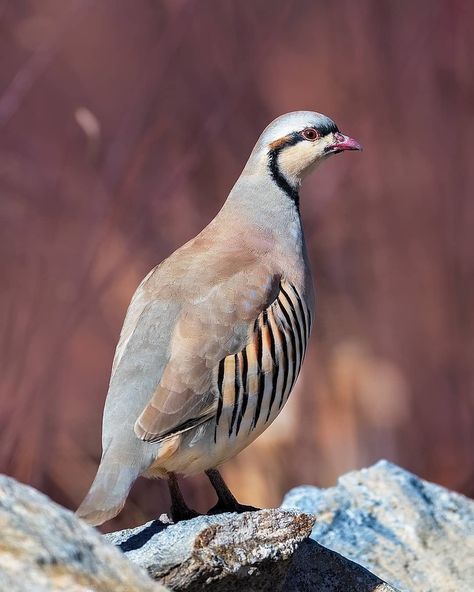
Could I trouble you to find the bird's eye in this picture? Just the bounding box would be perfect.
[301,128,319,141]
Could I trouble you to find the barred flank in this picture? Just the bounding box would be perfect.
[215,280,312,441]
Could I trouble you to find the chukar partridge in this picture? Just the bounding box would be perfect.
[77,111,361,525]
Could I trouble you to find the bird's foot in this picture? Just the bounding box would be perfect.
[169,505,200,523]
[207,501,260,515]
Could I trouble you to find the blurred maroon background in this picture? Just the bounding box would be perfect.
[1,0,473,531]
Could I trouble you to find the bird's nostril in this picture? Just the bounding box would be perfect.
[334,132,345,141]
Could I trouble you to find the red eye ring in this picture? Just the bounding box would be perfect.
[301,127,320,141]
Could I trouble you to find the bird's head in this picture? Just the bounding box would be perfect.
[247,111,361,197]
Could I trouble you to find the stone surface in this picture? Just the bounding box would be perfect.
[106,509,313,591]
[282,460,474,592]
[0,474,167,592]
[106,508,397,591]
[4,461,469,591]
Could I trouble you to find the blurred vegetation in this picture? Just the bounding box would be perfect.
[0,0,473,531]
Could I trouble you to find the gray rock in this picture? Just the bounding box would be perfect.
[0,475,167,592]
[106,509,314,591]
[6,461,465,592]
[282,460,474,592]
[106,508,397,591]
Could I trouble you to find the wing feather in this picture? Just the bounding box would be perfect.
[134,269,281,442]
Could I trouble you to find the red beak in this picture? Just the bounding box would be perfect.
[325,132,362,155]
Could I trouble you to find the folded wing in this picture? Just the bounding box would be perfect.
[133,267,281,443]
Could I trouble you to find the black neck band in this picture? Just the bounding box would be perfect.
[267,133,302,209]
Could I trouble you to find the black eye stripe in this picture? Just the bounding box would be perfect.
[277,132,305,148]
[277,123,340,148]
[315,120,339,136]
[302,122,339,138]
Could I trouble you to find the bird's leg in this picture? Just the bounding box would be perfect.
[167,472,199,522]
[205,468,259,514]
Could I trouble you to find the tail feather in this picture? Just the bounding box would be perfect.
[76,456,140,526]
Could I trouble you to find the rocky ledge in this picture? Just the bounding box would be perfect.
[106,508,394,591]
[0,461,473,591]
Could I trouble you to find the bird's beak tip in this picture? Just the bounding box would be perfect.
[333,134,362,152]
